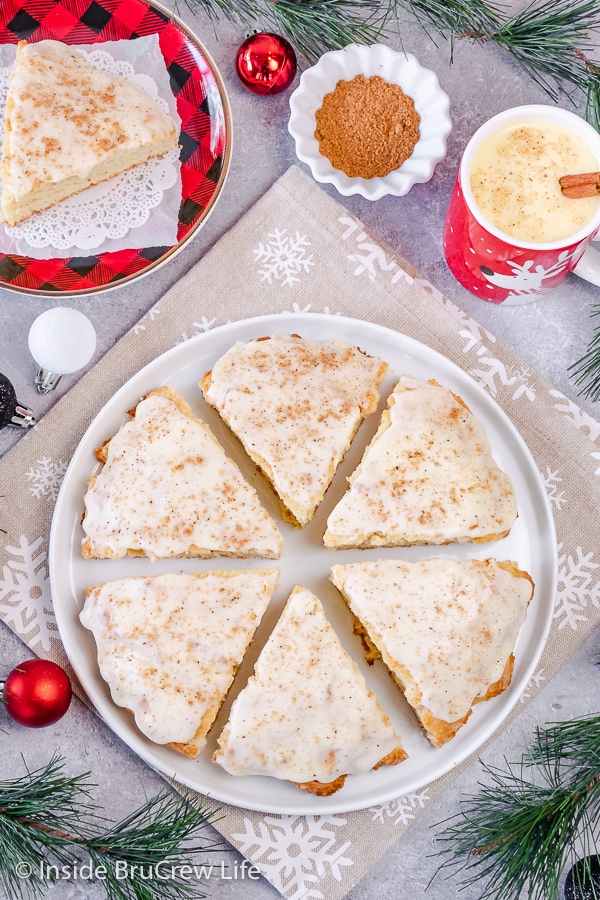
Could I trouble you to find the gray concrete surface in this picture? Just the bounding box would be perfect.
[1,2,600,898]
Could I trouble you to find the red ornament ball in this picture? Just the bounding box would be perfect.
[3,659,72,728]
[235,32,297,95]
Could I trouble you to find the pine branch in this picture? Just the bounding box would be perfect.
[266,0,394,65]
[85,790,221,900]
[0,756,97,900]
[182,0,600,129]
[0,755,220,900]
[492,0,600,112]
[569,304,600,402]
[435,716,600,900]
[395,0,600,126]
[393,0,503,54]
[181,0,396,62]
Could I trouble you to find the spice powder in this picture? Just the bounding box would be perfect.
[314,74,421,179]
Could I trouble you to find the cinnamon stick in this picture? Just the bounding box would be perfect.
[560,172,600,199]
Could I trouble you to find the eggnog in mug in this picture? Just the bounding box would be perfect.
[469,121,600,243]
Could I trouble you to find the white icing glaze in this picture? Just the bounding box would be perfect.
[80,570,279,746]
[202,334,387,525]
[324,375,517,546]
[3,40,177,199]
[330,558,532,722]
[214,586,402,783]
[82,393,283,560]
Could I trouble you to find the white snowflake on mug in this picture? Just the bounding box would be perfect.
[231,813,353,899]
[253,228,315,287]
[479,250,573,297]
[26,456,69,501]
[0,535,58,652]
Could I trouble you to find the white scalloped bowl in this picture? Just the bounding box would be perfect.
[288,44,452,200]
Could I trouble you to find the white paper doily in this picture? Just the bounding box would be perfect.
[0,37,182,257]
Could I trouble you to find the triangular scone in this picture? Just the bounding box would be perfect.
[1,40,178,226]
[330,559,534,746]
[82,387,283,560]
[324,376,517,548]
[213,585,407,795]
[80,569,279,757]
[200,334,387,526]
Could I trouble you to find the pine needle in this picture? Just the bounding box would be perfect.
[435,716,600,900]
[182,0,600,129]
[492,0,600,108]
[181,0,396,61]
[0,755,97,900]
[393,0,503,52]
[86,790,221,900]
[0,755,219,900]
[569,304,600,402]
[266,0,394,64]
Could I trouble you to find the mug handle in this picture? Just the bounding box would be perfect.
[573,245,600,287]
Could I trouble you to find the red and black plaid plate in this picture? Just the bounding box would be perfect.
[0,0,231,296]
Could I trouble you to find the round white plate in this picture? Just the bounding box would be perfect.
[50,313,557,814]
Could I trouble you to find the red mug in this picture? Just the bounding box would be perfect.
[443,105,600,305]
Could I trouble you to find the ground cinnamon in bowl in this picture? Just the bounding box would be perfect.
[314,74,421,179]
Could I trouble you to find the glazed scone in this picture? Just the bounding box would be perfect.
[324,376,517,548]
[213,585,407,795]
[330,558,534,746]
[81,387,283,560]
[200,334,387,526]
[80,569,279,757]
[1,40,178,225]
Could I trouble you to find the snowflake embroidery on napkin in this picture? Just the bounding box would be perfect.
[178,316,218,343]
[427,288,498,351]
[468,354,536,402]
[549,390,600,442]
[520,668,546,703]
[280,303,342,316]
[338,216,414,285]
[554,543,600,630]
[541,467,567,510]
[254,229,315,287]
[0,535,58,652]
[131,305,161,336]
[26,456,69,501]
[369,790,430,826]
[232,814,353,899]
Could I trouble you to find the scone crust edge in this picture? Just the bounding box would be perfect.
[81,386,282,560]
[331,559,534,747]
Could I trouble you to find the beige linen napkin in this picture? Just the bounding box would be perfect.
[1,166,599,900]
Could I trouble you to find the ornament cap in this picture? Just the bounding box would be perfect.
[35,366,62,394]
[11,402,36,427]
[0,372,35,429]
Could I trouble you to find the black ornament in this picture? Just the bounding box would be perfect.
[564,855,600,900]
[0,372,35,430]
